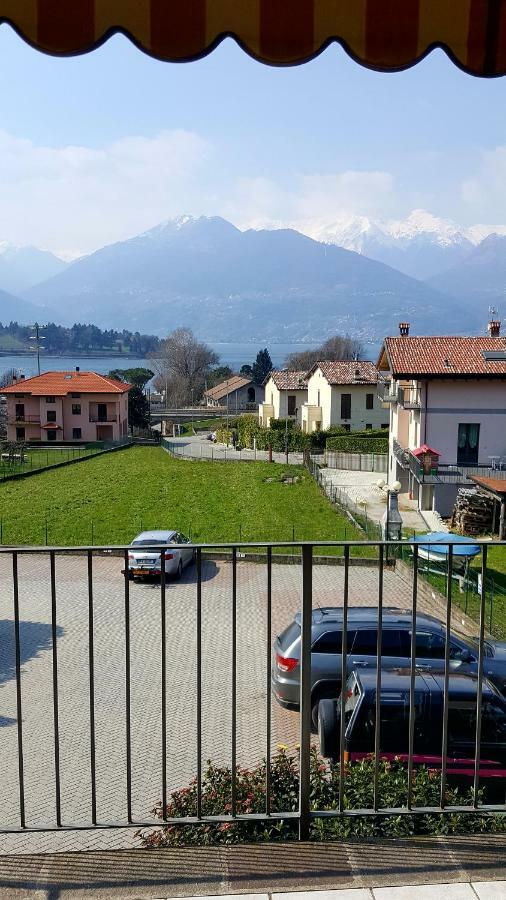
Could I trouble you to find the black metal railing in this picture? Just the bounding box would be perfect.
[0,539,505,839]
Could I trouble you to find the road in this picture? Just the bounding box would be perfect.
[161,433,306,464]
[0,553,475,853]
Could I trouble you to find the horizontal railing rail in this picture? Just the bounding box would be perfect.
[0,538,504,841]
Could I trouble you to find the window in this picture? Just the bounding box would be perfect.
[415,631,446,659]
[72,428,82,440]
[16,427,25,441]
[72,404,81,415]
[287,395,296,416]
[47,430,57,441]
[46,396,55,404]
[381,423,389,429]
[247,386,256,403]
[458,423,480,465]
[351,628,406,657]
[366,393,374,410]
[317,389,320,407]
[341,393,351,419]
[70,393,80,399]
[312,630,358,654]
[448,700,506,746]
[15,404,24,420]
[46,410,57,423]
[366,423,372,430]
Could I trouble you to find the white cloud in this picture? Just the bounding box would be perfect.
[0,128,210,257]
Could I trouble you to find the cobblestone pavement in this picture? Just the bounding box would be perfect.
[0,553,476,854]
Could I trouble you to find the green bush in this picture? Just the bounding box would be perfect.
[137,747,504,847]
[327,436,388,454]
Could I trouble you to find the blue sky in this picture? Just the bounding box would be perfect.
[0,23,505,256]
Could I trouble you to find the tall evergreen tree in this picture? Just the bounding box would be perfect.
[251,348,273,385]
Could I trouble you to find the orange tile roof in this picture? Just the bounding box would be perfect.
[380,337,506,377]
[204,375,252,401]
[1,371,131,395]
[265,370,308,390]
[308,360,379,385]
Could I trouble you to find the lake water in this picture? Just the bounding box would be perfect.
[0,340,380,380]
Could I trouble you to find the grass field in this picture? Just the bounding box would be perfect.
[0,445,103,481]
[0,445,369,550]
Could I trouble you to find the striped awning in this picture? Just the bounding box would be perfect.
[2,1,506,76]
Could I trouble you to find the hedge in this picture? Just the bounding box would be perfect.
[326,436,388,454]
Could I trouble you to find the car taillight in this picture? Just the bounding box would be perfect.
[276,652,298,673]
[128,553,135,560]
[164,552,174,560]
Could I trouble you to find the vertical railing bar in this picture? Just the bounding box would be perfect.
[13,551,26,829]
[373,544,384,811]
[440,543,453,809]
[123,549,132,823]
[473,544,487,807]
[161,547,167,820]
[266,545,272,817]
[231,547,237,817]
[50,550,62,827]
[407,546,418,810]
[196,548,202,820]
[87,549,97,826]
[299,544,312,840]
[339,545,350,813]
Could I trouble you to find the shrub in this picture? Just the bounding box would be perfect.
[326,436,388,454]
[137,747,505,847]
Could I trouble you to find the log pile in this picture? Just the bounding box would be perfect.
[450,488,494,535]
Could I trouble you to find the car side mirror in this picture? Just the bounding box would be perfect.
[459,649,475,664]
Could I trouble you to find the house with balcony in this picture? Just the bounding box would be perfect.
[1,369,131,443]
[301,360,386,433]
[259,370,308,426]
[203,375,264,411]
[377,321,506,515]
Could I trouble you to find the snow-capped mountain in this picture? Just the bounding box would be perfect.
[274,210,506,281]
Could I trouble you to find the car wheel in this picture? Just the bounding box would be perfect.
[311,685,339,732]
[318,699,339,760]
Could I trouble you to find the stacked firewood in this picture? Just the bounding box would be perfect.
[451,488,494,535]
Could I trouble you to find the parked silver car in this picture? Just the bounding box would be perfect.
[127,530,195,580]
[272,606,506,729]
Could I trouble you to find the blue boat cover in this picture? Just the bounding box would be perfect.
[410,532,481,557]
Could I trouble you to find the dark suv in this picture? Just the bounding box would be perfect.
[271,606,506,727]
[317,668,506,800]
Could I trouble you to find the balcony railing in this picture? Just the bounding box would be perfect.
[10,414,41,424]
[398,387,422,409]
[0,539,504,841]
[89,414,117,423]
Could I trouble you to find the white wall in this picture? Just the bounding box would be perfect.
[307,368,387,430]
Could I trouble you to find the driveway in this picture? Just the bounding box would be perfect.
[162,434,305,464]
[0,553,474,854]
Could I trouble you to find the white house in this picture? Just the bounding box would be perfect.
[259,371,308,426]
[301,361,385,433]
[377,321,506,515]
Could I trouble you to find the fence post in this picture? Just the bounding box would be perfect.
[299,544,312,840]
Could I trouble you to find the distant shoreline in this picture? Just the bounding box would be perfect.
[0,350,162,359]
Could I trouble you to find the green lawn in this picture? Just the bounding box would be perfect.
[0,445,370,551]
[0,445,102,481]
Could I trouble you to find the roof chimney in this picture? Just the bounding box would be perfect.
[75,366,80,373]
[20,374,25,380]
[399,322,410,337]
[12,374,17,382]
[488,320,501,337]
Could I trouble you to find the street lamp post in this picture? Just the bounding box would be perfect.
[377,478,403,559]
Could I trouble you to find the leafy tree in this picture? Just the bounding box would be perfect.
[108,367,154,389]
[251,348,273,385]
[128,385,150,429]
[284,335,363,371]
[240,364,253,378]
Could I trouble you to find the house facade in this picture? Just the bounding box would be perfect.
[259,371,308,426]
[301,361,385,432]
[1,369,131,443]
[377,321,506,514]
[204,375,264,411]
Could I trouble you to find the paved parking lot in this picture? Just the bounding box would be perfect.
[0,553,474,854]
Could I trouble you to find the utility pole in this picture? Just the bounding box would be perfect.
[29,322,45,375]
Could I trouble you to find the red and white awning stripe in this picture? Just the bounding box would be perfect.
[1,1,506,76]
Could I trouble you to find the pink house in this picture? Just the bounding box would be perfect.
[1,369,131,443]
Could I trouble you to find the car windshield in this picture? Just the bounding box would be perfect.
[132,539,170,547]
